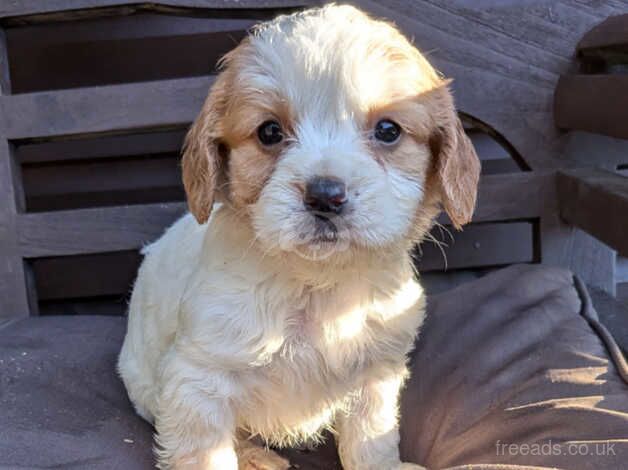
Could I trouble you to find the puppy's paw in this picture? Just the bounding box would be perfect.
[238,447,291,470]
[398,463,427,470]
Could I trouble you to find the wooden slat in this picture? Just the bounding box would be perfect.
[618,282,628,306]
[33,250,141,300]
[577,14,628,52]
[362,0,625,292]
[416,222,534,272]
[0,1,311,20]
[17,202,187,258]
[23,154,180,196]
[7,13,258,45]
[554,75,628,139]
[21,144,184,211]
[33,222,534,300]
[558,168,628,257]
[0,140,33,323]
[617,257,628,283]
[16,172,548,259]
[439,172,550,225]
[0,75,214,140]
[16,129,185,164]
[8,30,245,94]
[0,29,34,323]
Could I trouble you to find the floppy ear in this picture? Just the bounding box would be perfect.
[430,88,481,229]
[182,75,228,224]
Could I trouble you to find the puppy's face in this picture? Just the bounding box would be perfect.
[183,5,480,260]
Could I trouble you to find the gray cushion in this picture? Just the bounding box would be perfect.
[1,264,627,469]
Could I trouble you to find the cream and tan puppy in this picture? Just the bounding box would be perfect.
[118,5,480,470]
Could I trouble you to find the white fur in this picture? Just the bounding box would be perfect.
[119,5,433,470]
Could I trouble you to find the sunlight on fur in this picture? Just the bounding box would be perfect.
[373,278,425,322]
[118,4,479,470]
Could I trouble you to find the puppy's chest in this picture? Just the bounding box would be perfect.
[237,279,423,438]
[263,286,413,382]
[247,303,377,416]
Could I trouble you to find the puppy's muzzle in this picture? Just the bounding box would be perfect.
[304,176,347,216]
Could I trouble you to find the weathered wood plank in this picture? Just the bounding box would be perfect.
[23,154,181,197]
[17,202,187,258]
[0,75,214,140]
[16,172,547,259]
[416,222,534,272]
[0,28,10,94]
[439,172,550,225]
[558,168,628,257]
[32,250,141,300]
[8,30,245,94]
[16,129,185,164]
[21,149,184,211]
[555,75,628,140]
[618,282,628,306]
[356,0,622,173]
[8,13,258,44]
[366,0,622,291]
[0,30,34,323]
[32,221,533,301]
[617,256,628,283]
[564,131,628,172]
[577,13,628,52]
[26,188,184,213]
[0,139,33,322]
[0,1,312,20]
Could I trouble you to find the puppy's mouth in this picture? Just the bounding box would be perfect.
[277,212,351,261]
[311,214,339,243]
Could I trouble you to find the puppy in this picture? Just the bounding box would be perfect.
[118,4,480,470]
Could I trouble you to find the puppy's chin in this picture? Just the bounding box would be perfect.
[250,211,406,267]
[268,212,352,262]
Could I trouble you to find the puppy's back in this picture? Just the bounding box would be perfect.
[118,212,208,421]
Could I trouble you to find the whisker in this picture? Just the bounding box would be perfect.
[424,231,448,271]
[433,221,454,244]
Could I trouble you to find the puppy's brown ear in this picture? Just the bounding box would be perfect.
[430,87,481,230]
[182,75,228,224]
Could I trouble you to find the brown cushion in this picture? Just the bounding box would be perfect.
[400,264,628,469]
[1,264,627,469]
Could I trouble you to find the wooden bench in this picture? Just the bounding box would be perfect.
[0,1,626,353]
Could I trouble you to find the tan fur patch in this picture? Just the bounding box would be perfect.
[227,140,279,207]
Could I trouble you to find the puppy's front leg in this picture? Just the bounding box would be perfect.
[337,367,426,470]
[155,353,238,470]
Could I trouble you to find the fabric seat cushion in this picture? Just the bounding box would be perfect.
[1,264,626,469]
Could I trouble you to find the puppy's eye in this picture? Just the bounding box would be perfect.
[374,119,401,144]
[257,120,284,146]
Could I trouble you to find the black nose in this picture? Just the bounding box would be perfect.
[304,176,347,215]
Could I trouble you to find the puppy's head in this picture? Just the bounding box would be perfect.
[183,5,480,261]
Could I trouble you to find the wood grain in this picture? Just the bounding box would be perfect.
[15,172,547,259]
[577,13,628,52]
[0,1,313,20]
[32,250,141,300]
[0,139,33,321]
[8,29,245,94]
[0,31,33,322]
[0,75,214,140]
[1,0,627,315]
[355,0,628,292]
[17,202,187,258]
[16,129,185,164]
[417,222,534,272]
[555,75,628,140]
[439,172,550,225]
[558,168,628,257]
